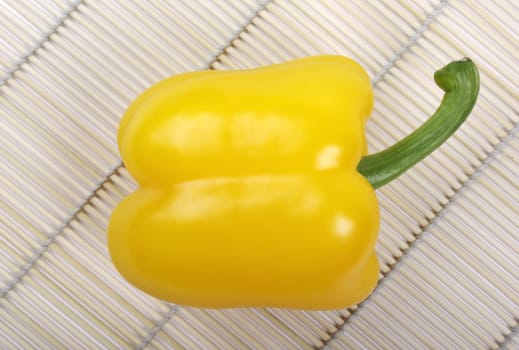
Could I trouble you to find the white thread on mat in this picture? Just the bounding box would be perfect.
[0,0,83,86]
[371,0,448,85]
[135,305,180,350]
[208,0,272,68]
[0,167,120,298]
[498,323,518,350]
[321,124,518,349]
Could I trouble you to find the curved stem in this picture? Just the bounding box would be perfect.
[358,58,480,189]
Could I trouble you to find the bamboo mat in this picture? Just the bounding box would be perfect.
[1,1,518,349]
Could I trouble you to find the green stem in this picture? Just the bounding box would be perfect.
[358,58,480,189]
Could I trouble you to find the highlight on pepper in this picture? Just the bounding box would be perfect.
[108,55,479,310]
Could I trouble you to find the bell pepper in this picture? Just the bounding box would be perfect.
[108,56,479,309]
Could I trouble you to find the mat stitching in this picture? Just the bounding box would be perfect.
[135,306,181,350]
[371,0,448,86]
[0,166,121,299]
[0,0,84,88]
[498,321,518,350]
[207,0,272,69]
[320,124,518,349]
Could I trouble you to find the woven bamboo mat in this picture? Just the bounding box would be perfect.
[1,1,518,349]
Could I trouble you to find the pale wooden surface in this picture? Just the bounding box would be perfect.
[1,1,518,349]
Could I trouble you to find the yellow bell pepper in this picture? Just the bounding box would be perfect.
[108,56,479,309]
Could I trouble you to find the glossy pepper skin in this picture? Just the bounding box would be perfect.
[109,56,380,309]
[109,55,480,310]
